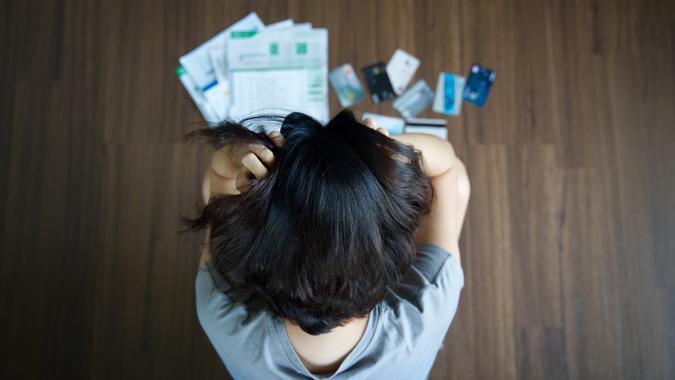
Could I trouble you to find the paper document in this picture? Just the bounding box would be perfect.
[177,13,328,124]
[226,28,329,122]
[179,12,264,91]
[266,19,294,30]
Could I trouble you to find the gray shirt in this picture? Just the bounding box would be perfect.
[195,243,464,380]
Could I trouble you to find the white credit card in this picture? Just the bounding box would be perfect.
[386,49,420,95]
[362,113,405,135]
[404,125,448,140]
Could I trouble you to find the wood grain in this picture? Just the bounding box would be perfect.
[1,0,673,378]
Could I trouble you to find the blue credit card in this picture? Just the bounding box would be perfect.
[462,64,496,107]
[433,72,465,116]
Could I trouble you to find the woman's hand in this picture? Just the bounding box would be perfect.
[362,117,391,136]
[365,116,456,178]
[202,130,285,203]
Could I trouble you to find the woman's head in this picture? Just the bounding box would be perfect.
[187,109,432,335]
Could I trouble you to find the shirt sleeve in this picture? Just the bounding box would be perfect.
[194,262,245,357]
[412,243,461,284]
[195,261,269,330]
[195,263,279,376]
[385,243,465,334]
[415,243,464,323]
[394,243,464,296]
[196,261,232,294]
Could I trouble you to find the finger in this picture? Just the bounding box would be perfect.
[248,144,275,166]
[268,130,285,148]
[241,152,269,179]
[235,170,250,193]
[363,118,377,129]
[376,127,390,136]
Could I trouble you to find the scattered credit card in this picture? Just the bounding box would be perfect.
[393,79,434,118]
[362,62,396,104]
[406,117,447,127]
[405,117,447,139]
[386,49,420,95]
[362,113,405,135]
[433,72,465,116]
[463,63,496,107]
[405,125,448,140]
[405,119,448,140]
[329,64,365,107]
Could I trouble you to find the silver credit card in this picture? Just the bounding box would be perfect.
[393,80,434,118]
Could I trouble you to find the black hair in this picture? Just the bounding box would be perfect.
[185,109,432,335]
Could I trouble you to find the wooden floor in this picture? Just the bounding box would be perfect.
[1,0,674,379]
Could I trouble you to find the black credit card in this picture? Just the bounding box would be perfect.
[361,62,396,104]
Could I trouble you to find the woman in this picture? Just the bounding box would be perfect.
[188,110,470,379]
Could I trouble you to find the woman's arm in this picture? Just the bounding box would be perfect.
[391,133,457,177]
[391,133,471,263]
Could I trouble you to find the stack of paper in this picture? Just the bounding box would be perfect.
[177,13,329,124]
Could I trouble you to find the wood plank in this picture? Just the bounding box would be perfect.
[1,0,673,378]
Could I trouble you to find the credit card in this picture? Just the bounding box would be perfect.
[361,112,405,135]
[462,63,496,107]
[393,79,434,118]
[406,117,447,127]
[386,49,420,95]
[329,64,365,107]
[404,125,448,140]
[361,62,396,104]
[433,72,465,116]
